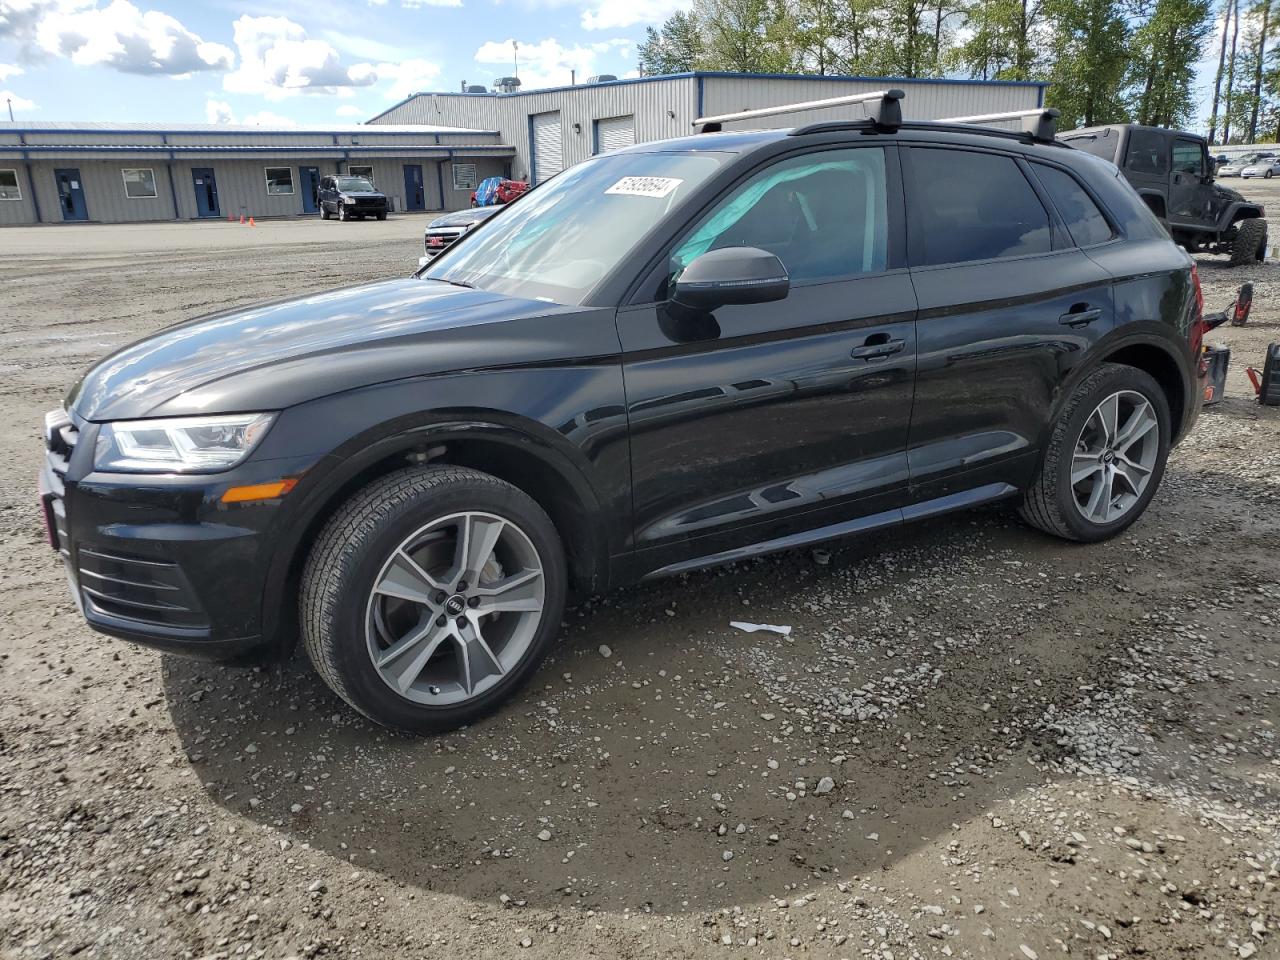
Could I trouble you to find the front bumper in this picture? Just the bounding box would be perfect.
[39,410,307,660]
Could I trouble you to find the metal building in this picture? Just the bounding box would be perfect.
[369,71,1049,185]
[0,122,514,225]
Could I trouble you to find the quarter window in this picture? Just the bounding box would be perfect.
[1033,164,1114,247]
[0,169,20,200]
[1172,139,1204,176]
[908,148,1051,266]
[671,147,889,285]
[1125,130,1170,175]
[121,168,157,199]
[265,167,295,195]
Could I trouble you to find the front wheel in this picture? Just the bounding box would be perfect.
[1229,217,1267,265]
[376,212,387,221]
[338,204,349,221]
[1267,170,1274,179]
[1019,364,1170,542]
[300,466,567,733]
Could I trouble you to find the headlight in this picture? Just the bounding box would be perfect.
[94,413,275,473]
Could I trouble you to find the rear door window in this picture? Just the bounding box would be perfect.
[906,148,1052,266]
[1032,164,1114,247]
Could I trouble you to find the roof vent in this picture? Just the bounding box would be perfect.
[493,76,522,93]
[466,84,488,94]
[586,74,618,84]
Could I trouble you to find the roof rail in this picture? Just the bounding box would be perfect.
[694,89,904,134]
[934,107,1060,143]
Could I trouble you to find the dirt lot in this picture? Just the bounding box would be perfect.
[0,211,1277,960]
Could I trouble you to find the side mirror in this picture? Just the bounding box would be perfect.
[673,247,789,309]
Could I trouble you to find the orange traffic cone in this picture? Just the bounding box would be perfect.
[248,217,256,227]
[239,213,245,225]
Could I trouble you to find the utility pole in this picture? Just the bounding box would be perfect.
[5,98,12,123]
[513,40,519,77]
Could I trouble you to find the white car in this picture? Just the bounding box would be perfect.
[1241,157,1280,178]
[1219,153,1275,177]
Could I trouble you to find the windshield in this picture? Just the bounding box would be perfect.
[336,176,376,192]
[422,151,727,305]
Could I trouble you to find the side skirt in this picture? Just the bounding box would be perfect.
[641,482,1017,580]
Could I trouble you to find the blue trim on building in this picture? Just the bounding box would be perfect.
[1,144,514,155]
[0,126,501,138]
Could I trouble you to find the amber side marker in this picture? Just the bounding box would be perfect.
[221,478,298,503]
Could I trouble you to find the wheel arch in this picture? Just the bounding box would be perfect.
[259,415,611,657]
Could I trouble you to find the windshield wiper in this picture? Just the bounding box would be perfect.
[428,276,474,289]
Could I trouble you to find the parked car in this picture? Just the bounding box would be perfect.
[1241,157,1280,178]
[318,174,388,221]
[471,177,528,207]
[1216,152,1275,177]
[419,205,503,266]
[1059,124,1266,265]
[42,112,1207,734]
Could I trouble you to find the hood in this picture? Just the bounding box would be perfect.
[428,207,502,229]
[68,278,577,421]
[340,190,386,199]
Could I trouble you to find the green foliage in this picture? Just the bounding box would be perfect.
[1127,0,1214,126]
[638,9,708,75]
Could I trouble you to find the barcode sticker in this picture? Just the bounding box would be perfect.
[605,176,683,198]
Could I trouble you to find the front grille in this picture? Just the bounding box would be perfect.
[43,410,77,560]
[77,546,209,630]
[424,228,464,255]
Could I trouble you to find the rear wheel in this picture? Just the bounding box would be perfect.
[1019,364,1170,542]
[1230,217,1267,265]
[320,203,331,220]
[300,466,567,733]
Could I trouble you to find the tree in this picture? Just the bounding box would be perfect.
[1209,0,1234,141]
[1042,0,1130,127]
[694,0,797,72]
[954,0,1043,80]
[1248,0,1272,139]
[638,10,708,75]
[1127,0,1214,127]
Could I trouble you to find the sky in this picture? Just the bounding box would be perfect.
[0,0,679,126]
[0,0,1229,132]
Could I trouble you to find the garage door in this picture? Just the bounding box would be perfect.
[596,115,635,154]
[531,111,563,184]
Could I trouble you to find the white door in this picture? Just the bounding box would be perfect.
[531,111,563,184]
[595,115,635,154]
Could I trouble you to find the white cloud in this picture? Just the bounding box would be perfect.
[205,97,233,124]
[335,103,365,117]
[474,37,628,91]
[374,57,442,100]
[223,15,377,100]
[0,88,38,112]
[0,63,22,80]
[580,0,682,30]
[34,0,234,75]
[403,0,463,6]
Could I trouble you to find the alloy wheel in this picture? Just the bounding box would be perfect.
[1070,390,1160,525]
[365,511,545,706]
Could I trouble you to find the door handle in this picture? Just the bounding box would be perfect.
[1059,305,1103,328]
[851,337,906,360]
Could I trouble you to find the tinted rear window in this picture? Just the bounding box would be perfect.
[908,148,1051,266]
[1124,130,1169,175]
[1034,164,1114,247]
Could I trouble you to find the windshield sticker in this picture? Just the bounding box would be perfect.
[605,176,683,198]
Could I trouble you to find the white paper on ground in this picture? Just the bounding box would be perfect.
[729,621,792,637]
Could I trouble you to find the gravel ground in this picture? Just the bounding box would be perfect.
[0,213,1277,960]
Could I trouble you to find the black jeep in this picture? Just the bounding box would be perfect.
[1060,124,1267,266]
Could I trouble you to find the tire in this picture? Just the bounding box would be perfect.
[320,203,331,220]
[1019,363,1170,543]
[338,205,349,222]
[1230,218,1267,266]
[376,212,387,221]
[1267,169,1274,179]
[300,465,567,733]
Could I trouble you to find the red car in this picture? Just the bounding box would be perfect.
[470,177,528,207]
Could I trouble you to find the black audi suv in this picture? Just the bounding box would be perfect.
[41,105,1206,733]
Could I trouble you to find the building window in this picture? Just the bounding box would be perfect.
[348,165,374,182]
[452,163,477,191]
[0,169,20,201]
[122,168,158,199]
[265,167,295,195]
